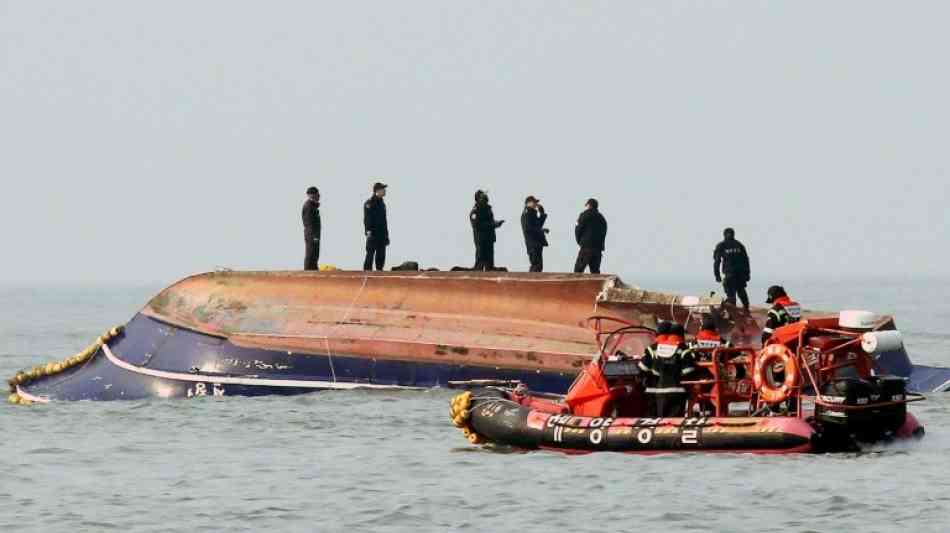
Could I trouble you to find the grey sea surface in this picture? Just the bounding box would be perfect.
[1,278,949,533]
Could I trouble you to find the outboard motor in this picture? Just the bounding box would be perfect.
[816,376,908,444]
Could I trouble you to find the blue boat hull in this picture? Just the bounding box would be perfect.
[19,314,577,401]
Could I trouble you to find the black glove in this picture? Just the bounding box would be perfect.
[716,275,722,283]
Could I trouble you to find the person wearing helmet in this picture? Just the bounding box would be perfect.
[761,285,802,344]
[713,228,751,311]
[363,182,390,271]
[521,196,549,272]
[470,190,505,271]
[302,186,321,271]
[638,323,697,418]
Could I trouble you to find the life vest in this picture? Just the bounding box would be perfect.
[694,329,724,349]
[639,337,695,394]
[770,295,802,326]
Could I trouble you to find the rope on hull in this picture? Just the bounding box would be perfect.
[7,326,124,405]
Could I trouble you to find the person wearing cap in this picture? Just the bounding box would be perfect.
[470,190,505,271]
[363,182,390,271]
[761,285,802,344]
[638,322,697,418]
[713,227,751,311]
[520,196,549,272]
[302,186,321,271]
[574,198,608,274]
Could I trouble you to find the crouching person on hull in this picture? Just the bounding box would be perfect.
[638,323,697,418]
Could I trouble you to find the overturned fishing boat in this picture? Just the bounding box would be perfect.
[7,271,946,404]
[449,313,926,454]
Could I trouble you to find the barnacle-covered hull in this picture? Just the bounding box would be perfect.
[7,271,940,403]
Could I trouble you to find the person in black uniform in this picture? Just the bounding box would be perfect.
[713,227,751,310]
[302,186,322,271]
[363,182,389,271]
[520,196,549,272]
[574,198,608,274]
[470,190,505,271]
[638,323,697,418]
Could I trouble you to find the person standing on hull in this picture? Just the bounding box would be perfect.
[470,190,504,271]
[713,227,751,311]
[574,198,607,274]
[363,182,390,271]
[638,323,697,418]
[520,196,549,272]
[302,186,321,271]
[761,285,802,344]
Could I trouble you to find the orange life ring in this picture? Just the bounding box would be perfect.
[754,344,799,404]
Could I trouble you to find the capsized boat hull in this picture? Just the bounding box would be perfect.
[15,313,578,402]
[8,271,942,402]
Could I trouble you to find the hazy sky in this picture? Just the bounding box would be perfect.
[2,1,947,287]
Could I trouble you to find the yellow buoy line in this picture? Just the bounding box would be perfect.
[449,391,486,445]
[7,326,124,406]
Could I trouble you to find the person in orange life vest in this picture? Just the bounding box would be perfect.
[761,285,802,414]
[638,323,697,418]
[634,320,673,414]
[690,314,731,372]
[693,315,730,350]
[761,285,802,344]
